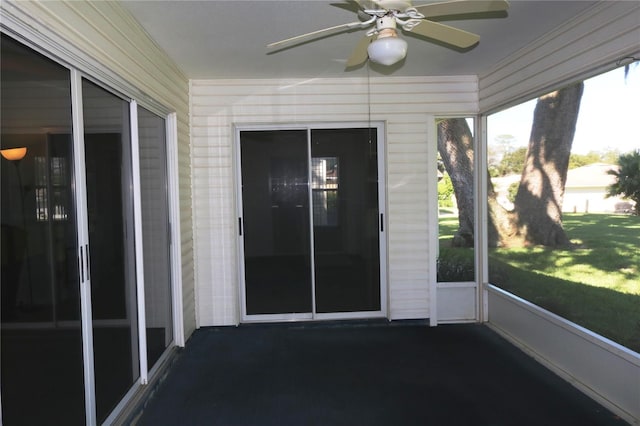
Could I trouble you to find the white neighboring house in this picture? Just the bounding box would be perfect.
[491,163,635,214]
[491,173,521,211]
[563,163,634,213]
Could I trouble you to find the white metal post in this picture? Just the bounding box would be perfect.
[130,100,149,384]
[70,69,97,426]
[427,116,438,326]
[166,112,185,345]
[476,115,490,323]
[307,128,318,318]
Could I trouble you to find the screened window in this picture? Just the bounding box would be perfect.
[436,117,475,283]
[486,65,640,353]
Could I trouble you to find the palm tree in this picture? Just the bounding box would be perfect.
[607,150,640,216]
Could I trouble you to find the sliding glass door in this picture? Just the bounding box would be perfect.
[82,79,140,423]
[238,125,385,321]
[311,129,381,314]
[1,34,86,425]
[137,106,174,370]
[1,33,176,425]
[240,130,313,315]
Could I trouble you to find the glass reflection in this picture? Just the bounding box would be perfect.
[312,128,381,313]
[82,79,139,422]
[241,130,312,315]
[138,106,174,368]
[1,34,85,425]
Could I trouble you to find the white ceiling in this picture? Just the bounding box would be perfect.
[120,0,598,79]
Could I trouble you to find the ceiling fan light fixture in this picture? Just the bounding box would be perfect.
[367,29,407,66]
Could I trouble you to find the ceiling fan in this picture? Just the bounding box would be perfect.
[267,0,510,67]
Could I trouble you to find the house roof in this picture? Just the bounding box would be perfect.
[120,0,599,80]
[491,163,620,192]
[565,163,619,189]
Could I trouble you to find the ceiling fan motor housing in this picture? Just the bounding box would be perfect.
[375,15,398,33]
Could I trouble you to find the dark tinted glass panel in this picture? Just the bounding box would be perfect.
[82,79,139,422]
[1,34,85,425]
[241,130,312,315]
[312,129,381,313]
[138,106,173,368]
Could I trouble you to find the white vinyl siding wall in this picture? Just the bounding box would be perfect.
[191,76,477,326]
[479,1,640,113]
[0,0,195,339]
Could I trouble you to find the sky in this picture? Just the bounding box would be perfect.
[487,64,640,155]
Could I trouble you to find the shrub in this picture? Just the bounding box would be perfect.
[437,248,474,282]
[438,174,454,208]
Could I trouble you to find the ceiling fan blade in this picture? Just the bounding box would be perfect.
[267,21,367,50]
[345,34,374,68]
[330,1,362,13]
[352,0,382,9]
[405,20,479,48]
[414,0,509,18]
[343,0,386,16]
[350,0,367,8]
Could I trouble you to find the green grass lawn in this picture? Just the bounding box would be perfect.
[439,212,640,353]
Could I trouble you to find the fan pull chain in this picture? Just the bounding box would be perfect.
[367,61,372,146]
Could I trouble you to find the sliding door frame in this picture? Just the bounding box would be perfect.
[234,122,388,323]
[71,67,98,426]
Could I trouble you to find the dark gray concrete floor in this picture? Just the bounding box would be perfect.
[137,321,628,426]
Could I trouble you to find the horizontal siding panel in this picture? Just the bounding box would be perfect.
[389,247,430,259]
[384,162,429,174]
[386,133,430,144]
[387,197,430,207]
[389,239,430,250]
[386,125,430,136]
[390,298,430,310]
[191,122,234,133]
[387,191,431,201]
[191,76,475,95]
[388,153,429,165]
[390,310,429,320]
[392,288,430,298]
[389,275,430,285]
[192,105,366,118]
[388,253,430,265]
[387,185,429,198]
[191,92,474,108]
[389,205,430,216]
[190,145,233,157]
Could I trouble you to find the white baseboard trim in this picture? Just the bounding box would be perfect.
[436,282,477,323]
[487,285,640,425]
